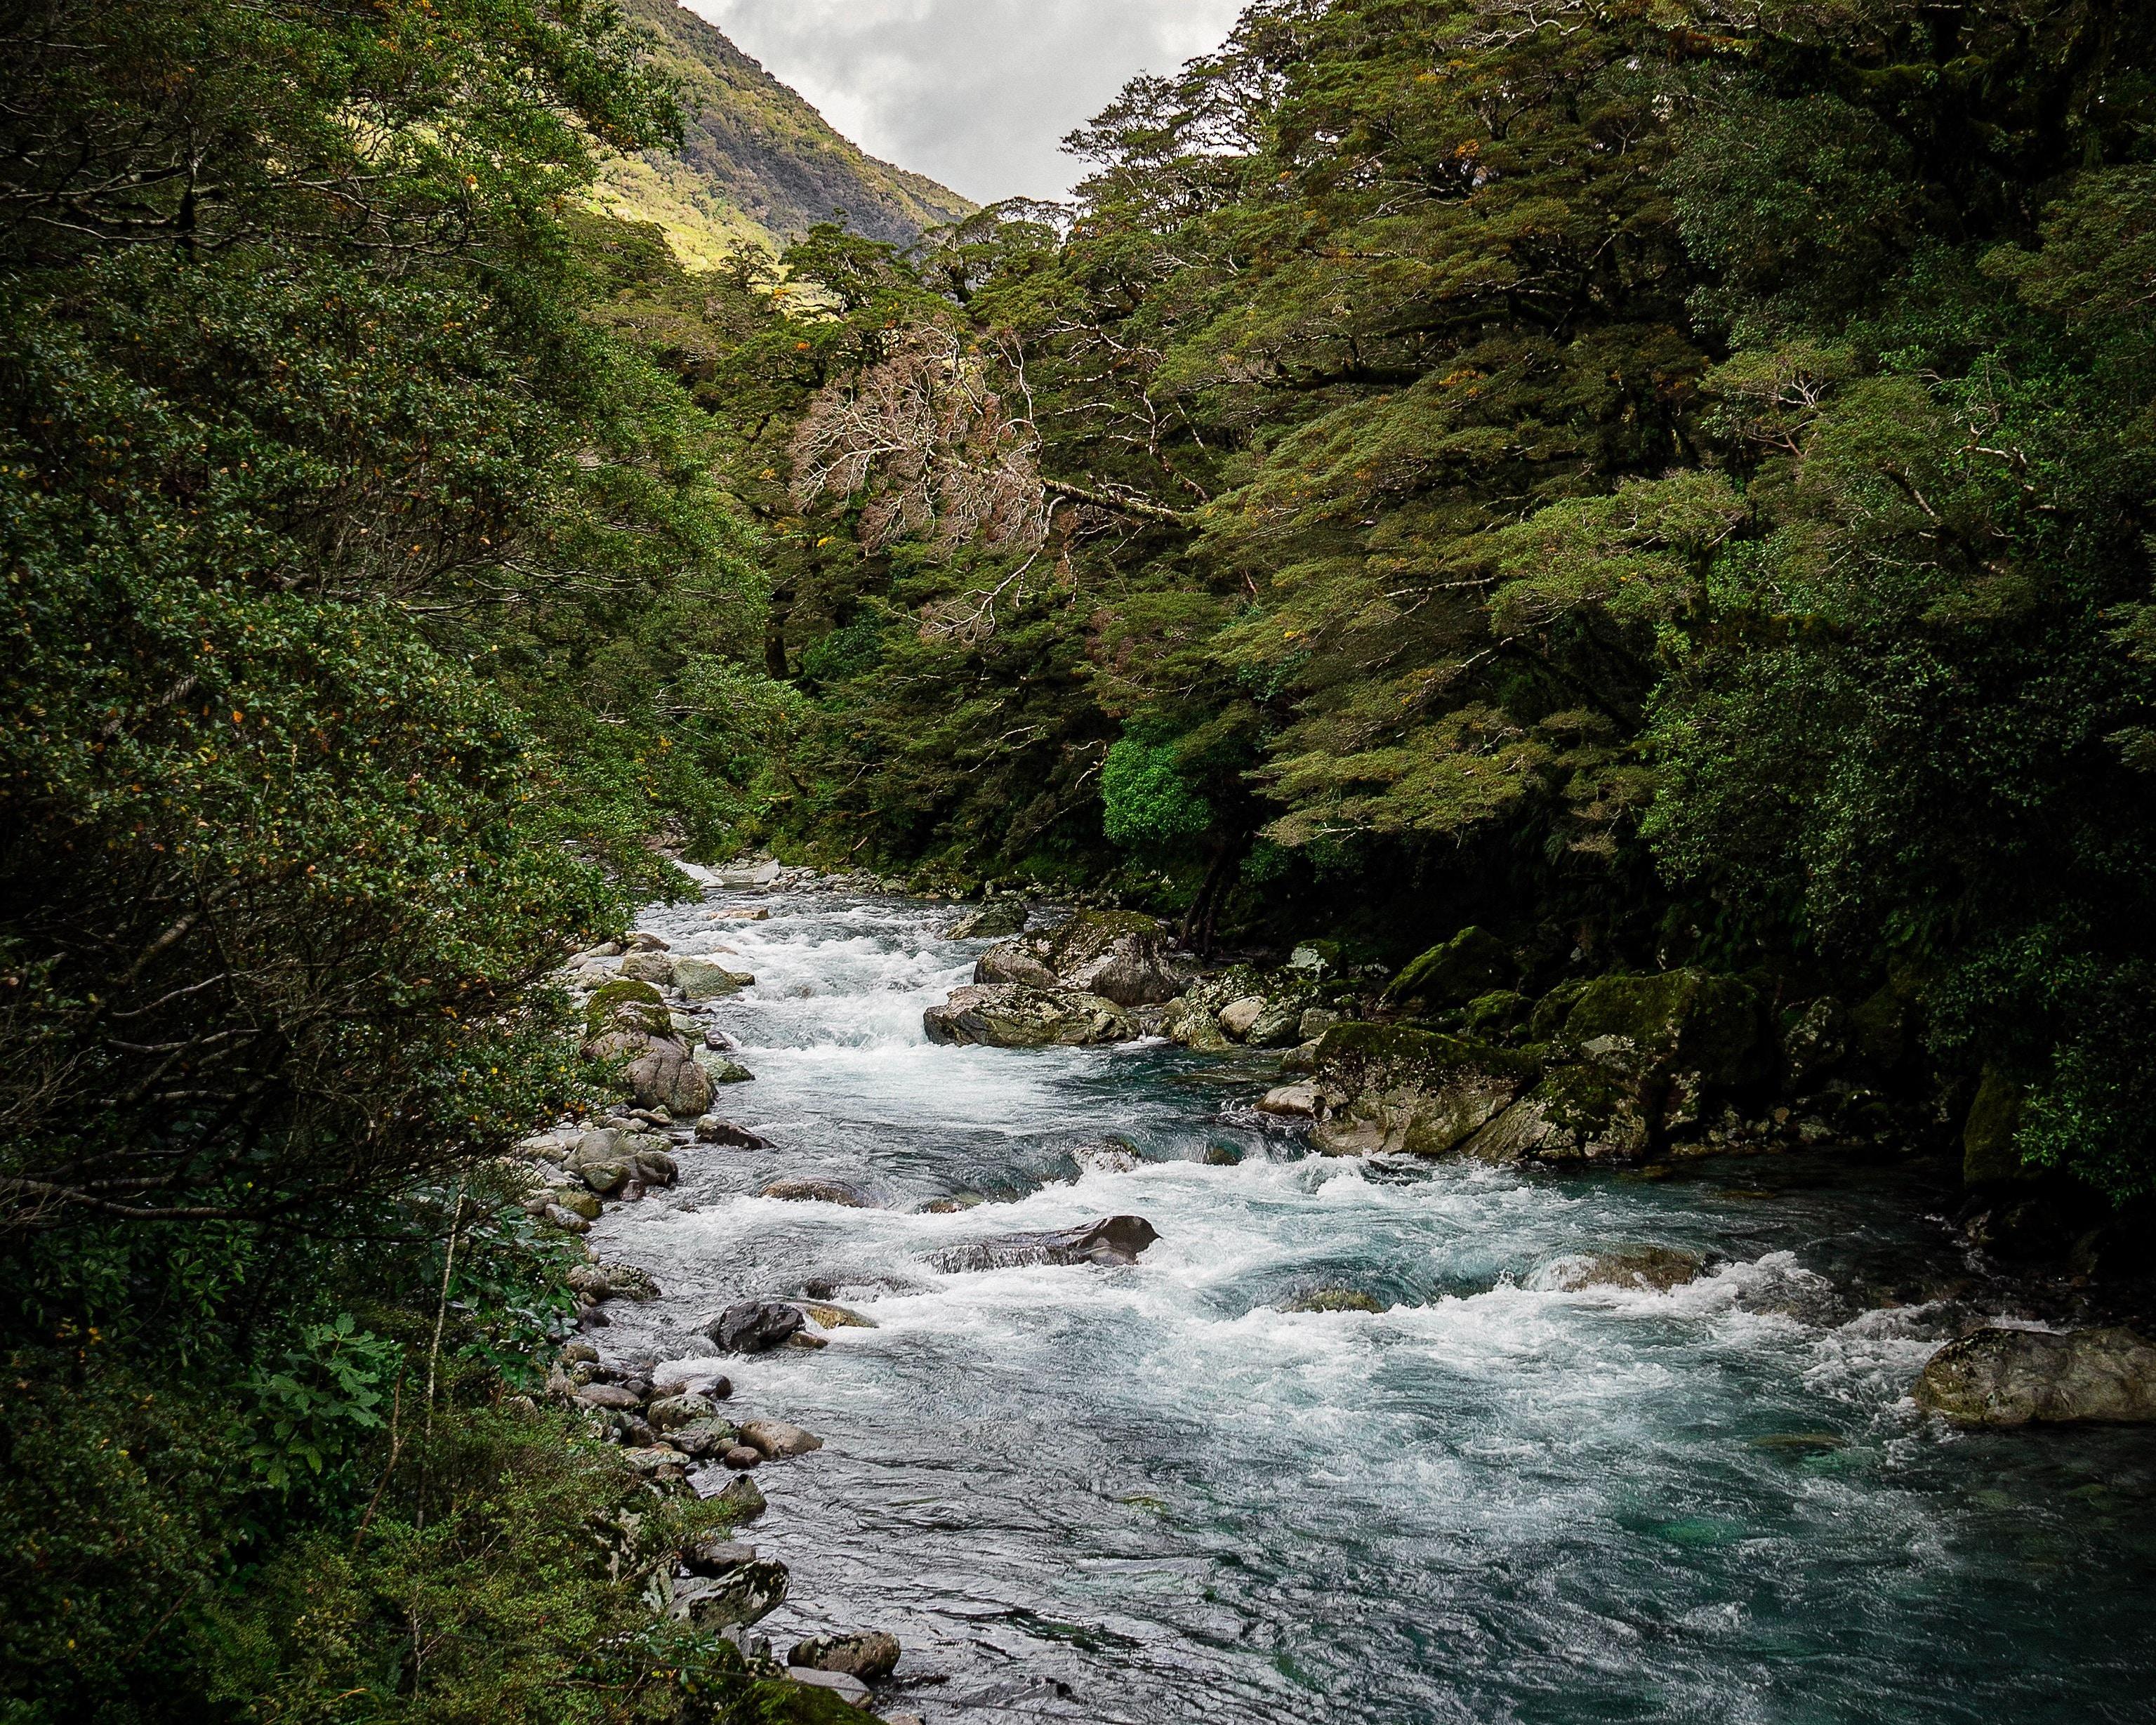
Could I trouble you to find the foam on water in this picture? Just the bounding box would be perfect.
[590,890,2156,1724]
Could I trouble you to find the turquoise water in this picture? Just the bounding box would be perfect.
[589,891,2156,1724]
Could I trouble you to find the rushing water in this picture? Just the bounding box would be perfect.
[589,889,2156,1725]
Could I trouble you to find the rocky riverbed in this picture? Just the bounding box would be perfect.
[498,869,2156,1723]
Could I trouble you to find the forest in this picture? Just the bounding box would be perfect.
[4,0,2154,1717]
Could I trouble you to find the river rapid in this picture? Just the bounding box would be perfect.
[588,886,2156,1725]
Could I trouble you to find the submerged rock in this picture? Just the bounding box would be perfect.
[798,1302,878,1330]
[790,1630,901,1683]
[1914,1326,2156,1426]
[760,1178,874,1208]
[928,1215,1159,1272]
[1277,1288,1390,1314]
[922,984,1137,1048]
[1535,1245,1706,1293]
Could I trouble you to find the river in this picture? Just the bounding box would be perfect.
[588,886,2156,1724]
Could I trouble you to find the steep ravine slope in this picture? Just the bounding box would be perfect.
[595,0,976,265]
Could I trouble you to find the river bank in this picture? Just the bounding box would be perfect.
[520,874,2156,1724]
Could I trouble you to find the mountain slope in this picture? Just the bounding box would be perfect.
[595,0,975,267]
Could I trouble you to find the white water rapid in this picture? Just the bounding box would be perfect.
[587,888,2156,1725]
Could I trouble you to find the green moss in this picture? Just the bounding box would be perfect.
[1964,1065,2034,1186]
[1387,927,1519,1010]
[1561,971,1766,1088]
[586,977,670,1038]
[1312,1022,1540,1086]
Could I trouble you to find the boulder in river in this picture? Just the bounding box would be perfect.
[1217,996,1267,1040]
[928,1215,1159,1273]
[1914,1326,2156,1426]
[922,984,1137,1048]
[791,1630,901,1682]
[1461,1064,1656,1164]
[619,950,677,986]
[697,1116,772,1148]
[970,911,1187,1006]
[649,1392,727,1432]
[675,957,755,1000]
[760,1178,875,1208]
[951,901,1030,939]
[694,1049,755,1085]
[739,1418,824,1458]
[704,1300,805,1354]
[798,1302,877,1330]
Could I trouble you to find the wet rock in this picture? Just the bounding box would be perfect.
[951,901,1029,939]
[784,1668,872,1709]
[1914,1326,2156,1426]
[760,1179,874,1208]
[928,1215,1159,1272]
[722,1446,763,1469]
[790,1631,901,1683]
[739,1419,824,1458]
[1277,1288,1390,1314]
[704,1300,805,1354]
[682,1537,758,1577]
[685,1558,790,1628]
[783,1331,828,1351]
[631,1151,677,1189]
[1073,1137,1144,1175]
[920,1194,984,1214]
[576,1383,645,1412]
[922,984,1137,1048]
[697,1117,773,1148]
[1309,1026,1538,1158]
[1259,1083,1321,1118]
[1387,927,1519,1012]
[1535,1245,1706,1292]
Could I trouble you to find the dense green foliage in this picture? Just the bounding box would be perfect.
[1,0,786,1716]
[619,0,2156,1199]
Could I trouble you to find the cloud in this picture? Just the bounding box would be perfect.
[688,0,1248,204]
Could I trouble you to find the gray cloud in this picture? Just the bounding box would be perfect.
[689,0,1248,204]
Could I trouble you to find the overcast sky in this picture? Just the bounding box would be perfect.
[690,0,1249,204]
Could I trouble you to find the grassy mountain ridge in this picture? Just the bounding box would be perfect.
[595,0,976,265]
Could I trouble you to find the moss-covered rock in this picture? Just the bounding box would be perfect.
[584,978,670,1038]
[1386,927,1519,1010]
[1464,1063,1655,1163]
[1526,979,1592,1042]
[1559,970,1767,1089]
[1463,990,1528,1036]
[1309,1024,1541,1158]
